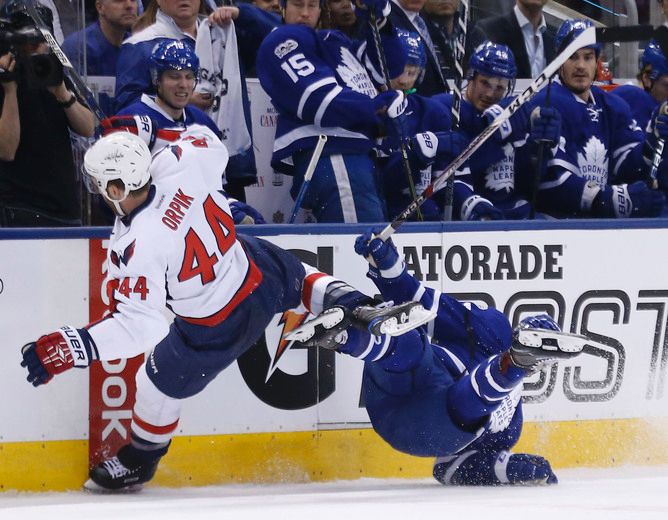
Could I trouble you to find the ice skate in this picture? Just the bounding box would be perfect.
[283,301,435,349]
[83,445,162,493]
[509,327,589,371]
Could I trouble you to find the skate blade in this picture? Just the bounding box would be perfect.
[376,305,437,336]
[83,478,144,494]
[282,307,345,342]
[516,328,589,354]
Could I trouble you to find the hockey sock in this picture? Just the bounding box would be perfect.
[337,328,427,372]
[447,354,525,430]
[301,272,373,315]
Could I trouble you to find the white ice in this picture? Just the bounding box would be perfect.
[0,466,666,520]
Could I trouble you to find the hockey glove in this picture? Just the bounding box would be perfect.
[354,228,401,271]
[529,106,561,146]
[651,101,668,141]
[229,200,266,225]
[373,90,408,140]
[355,0,391,20]
[99,115,158,149]
[591,181,665,218]
[460,195,504,221]
[433,450,557,486]
[409,131,467,167]
[21,326,98,387]
[480,103,514,144]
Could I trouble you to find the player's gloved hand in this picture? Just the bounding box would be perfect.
[651,101,668,140]
[591,181,665,218]
[229,200,266,225]
[433,450,558,486]
[409,131,467,167]
[99,115,158,150]
[354,228,401,271]
[355,0,391,19]
[530,106,561,146]
[20,326,97,387]
[374,90,407,140]
[479,103,514,144]
[517,313,560,332]
[460,195,504,221]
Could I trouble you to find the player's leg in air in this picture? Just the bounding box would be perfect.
[84,235,434,493]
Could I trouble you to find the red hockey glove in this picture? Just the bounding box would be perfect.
[20,326,97,387]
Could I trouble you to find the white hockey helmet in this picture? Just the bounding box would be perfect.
[84,132,152,213]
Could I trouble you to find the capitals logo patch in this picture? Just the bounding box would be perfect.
[110,239,136,268]
[274,39,298,59]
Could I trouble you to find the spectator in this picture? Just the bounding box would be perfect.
[611,40,668,133]
[256,0,407,223]
[61,0,138,115]
[532,19,665,219]
[421,0,485,80]
[252,0,281,14]
[115,0,256,201]
[476,0,554,79]
[324,0,364,39]
[389,0,449,95]
[0,3,95,227]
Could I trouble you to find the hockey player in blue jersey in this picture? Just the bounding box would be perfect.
[531,19,666,219]
[376,29,467,220]
[286,229,590,485]
[432,41,562,220]
[611,41,668,133]
[257,0,419,223]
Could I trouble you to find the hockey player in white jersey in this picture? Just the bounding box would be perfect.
[19,128,434,492]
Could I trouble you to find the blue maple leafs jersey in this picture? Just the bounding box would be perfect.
[257,23,401,174]
[532,82,647,217]
[609,83,658,133]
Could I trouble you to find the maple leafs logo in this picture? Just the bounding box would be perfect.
[110,239,136,268]
[484,143,515,193]
[336,47,376,97]
[577,136,608,186]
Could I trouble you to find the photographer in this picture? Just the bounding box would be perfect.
[0,2,95,227]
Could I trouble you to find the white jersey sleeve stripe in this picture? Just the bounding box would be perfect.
[315,85,343,126]
[297,77,338,119]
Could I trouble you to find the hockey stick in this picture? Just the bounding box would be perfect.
[528,78,553,219]
[288,134,327,224]
[442,0,469,221]
[22,0,106,122]
[376,24,653,241]
[648,102,668,188]
[368,9,423,221]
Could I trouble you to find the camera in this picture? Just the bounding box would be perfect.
[0,15,63,88]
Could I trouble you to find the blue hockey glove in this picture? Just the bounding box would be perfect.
[480,103,514,144]
[460,195,504,221]
[354,228,401,271]
[229,200,266,225]
[355,0,391,19]
[21,326,97,387]
[592,181,665,218]
[433,450,557,486]
[373,90,407,140]
[518,313,560,332]
[409,131,467,167]
[529,106,561,146]
[651,102,668,140]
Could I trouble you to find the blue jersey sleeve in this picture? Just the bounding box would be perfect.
[256,25,382,136]
[114,39,160,112]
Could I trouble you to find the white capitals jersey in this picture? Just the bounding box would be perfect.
[88,128,262,360]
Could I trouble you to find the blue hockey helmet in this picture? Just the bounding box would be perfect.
[554,19,601,57]
[149,39,200,86]
[395,29,427,69]
[641,40,668,81]
[467,41,517,80]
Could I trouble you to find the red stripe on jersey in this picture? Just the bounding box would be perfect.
[132,412,179,435]
[301,272,328,312]
[180,253,263,327]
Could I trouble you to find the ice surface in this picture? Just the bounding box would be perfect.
[0,466,666,520]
